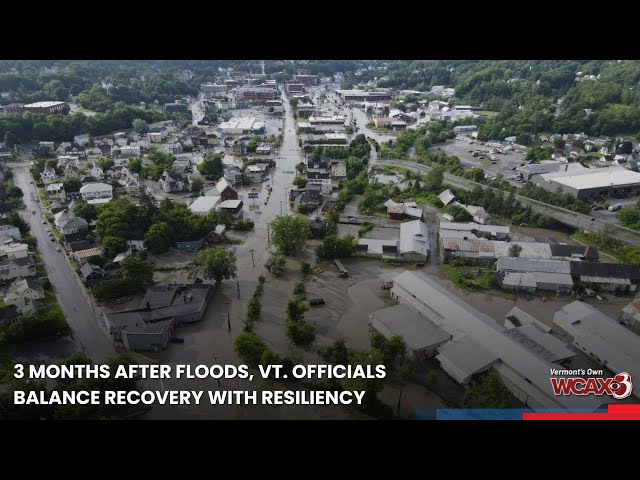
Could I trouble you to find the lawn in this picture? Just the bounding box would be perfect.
[479,110,497,118]
[440,261,497,290]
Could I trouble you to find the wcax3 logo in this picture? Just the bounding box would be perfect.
[550,370,633,400]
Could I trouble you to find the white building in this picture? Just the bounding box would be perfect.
[389,270,602,410]
[218,117,265,135]
[554,301,640,399]
[79,183,113,204]
[0,239,28,259]
[188,196,222,216]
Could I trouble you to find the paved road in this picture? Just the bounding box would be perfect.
[13,167,116,361]
[230,89,302,277]
[376,158,640,248]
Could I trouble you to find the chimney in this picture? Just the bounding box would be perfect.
[146,301,151,310]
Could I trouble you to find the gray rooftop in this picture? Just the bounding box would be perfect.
[554,301,640,398]
[391,270,602,410]
[496,257,571,274]
[504,324,576,363]
[370,304,449,352]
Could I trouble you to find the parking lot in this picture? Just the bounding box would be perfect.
[432,137,527,187]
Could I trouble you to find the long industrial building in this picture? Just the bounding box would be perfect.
[554,301,640,399]
[530,166,640,200]
[386,270,602,410]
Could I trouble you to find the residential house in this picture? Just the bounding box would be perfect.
[124,178,141,196]
[159,171,184,193]
[45,183,66,202]
[80,183,113,204]
[54,211,89,236]
[34,141,55,157]
[356,220,430,262]
[330,160,347,180]
[40,164,58,184]
[0,257,35,281]
[307,172,332,194]
[0,145,13,159]
[148,132,165,143]
[384,199,423,220]
[215,178,238,201]
[207,224,227,244]
[438,189,456,206]
[217,199,243,219]
[114,145,141,158]
[74,133,91,146]
[0,239,28,259]
[55,142,72,155]
[246,165,264,183]
[72,246,104,264]
[63,163,80,179]
[295,184,322,207]
[80,263,106,284]
[167,143,183,155]
[171,159,190,174]
[126,230,146,251]
[87,147,103,159]
[89,162,104,180]
[3,278,45,305]
[80,175,97,185]
[0,225,21,243]
[224,165,242,185]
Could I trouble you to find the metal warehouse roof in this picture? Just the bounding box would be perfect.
[391,270,602,410]
[541,166,640,190]
[370,304,450,352]
[554,301,640,398]
[504,324,576,363]
[496,257,571,274]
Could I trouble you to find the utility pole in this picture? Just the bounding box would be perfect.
[250,249,255,268]
[267,224,270,244]
[236,276,240,299]
[225,301,231,332]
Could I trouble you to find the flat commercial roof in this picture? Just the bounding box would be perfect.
[436,338,498,383]
[189,196,221,214]
[392,270,602,409]
[370,304,450,352]
[496,257,571,274]
[24,101,67,108]
[541,166,640,190]
[505,324,576,363]
[554,301,640,398]
[440,221,510,236]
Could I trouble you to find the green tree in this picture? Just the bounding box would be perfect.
[7,212,29,235]
[97,158,115,171]
[271,215,310,256]
[190,178,203,193]
[247,296,261,321]
[444,205,472,222]
[4,131,18,147]
[73,202,98,222]
[63,177,81,193]
[462,372,512,408]
[265,252,286,276]
[101,235,128,256]
[132,118,149,134]
[618,207,640,229]
[6,184,23,199]
[300,260,313,276]
[316,234,356,259]
[144,222,175,253]
[197,154,224,177]
[292,175,307,188]
[508,244,522,257]
[120,256,154,286]
[423,164,444,192]
[234,332,267,366]
[193,246,237,283]
[293,281,305,296]
[127,158,142,174]
[286,299,308,322]
[286,321,316,347]
[318,339,349,365]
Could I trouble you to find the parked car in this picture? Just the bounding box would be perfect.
[50,237,56,242]
[170,337,185,344]
[348,216,357,222]
[309,298,325,306]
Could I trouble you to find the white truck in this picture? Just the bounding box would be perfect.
[608,203,623,211]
